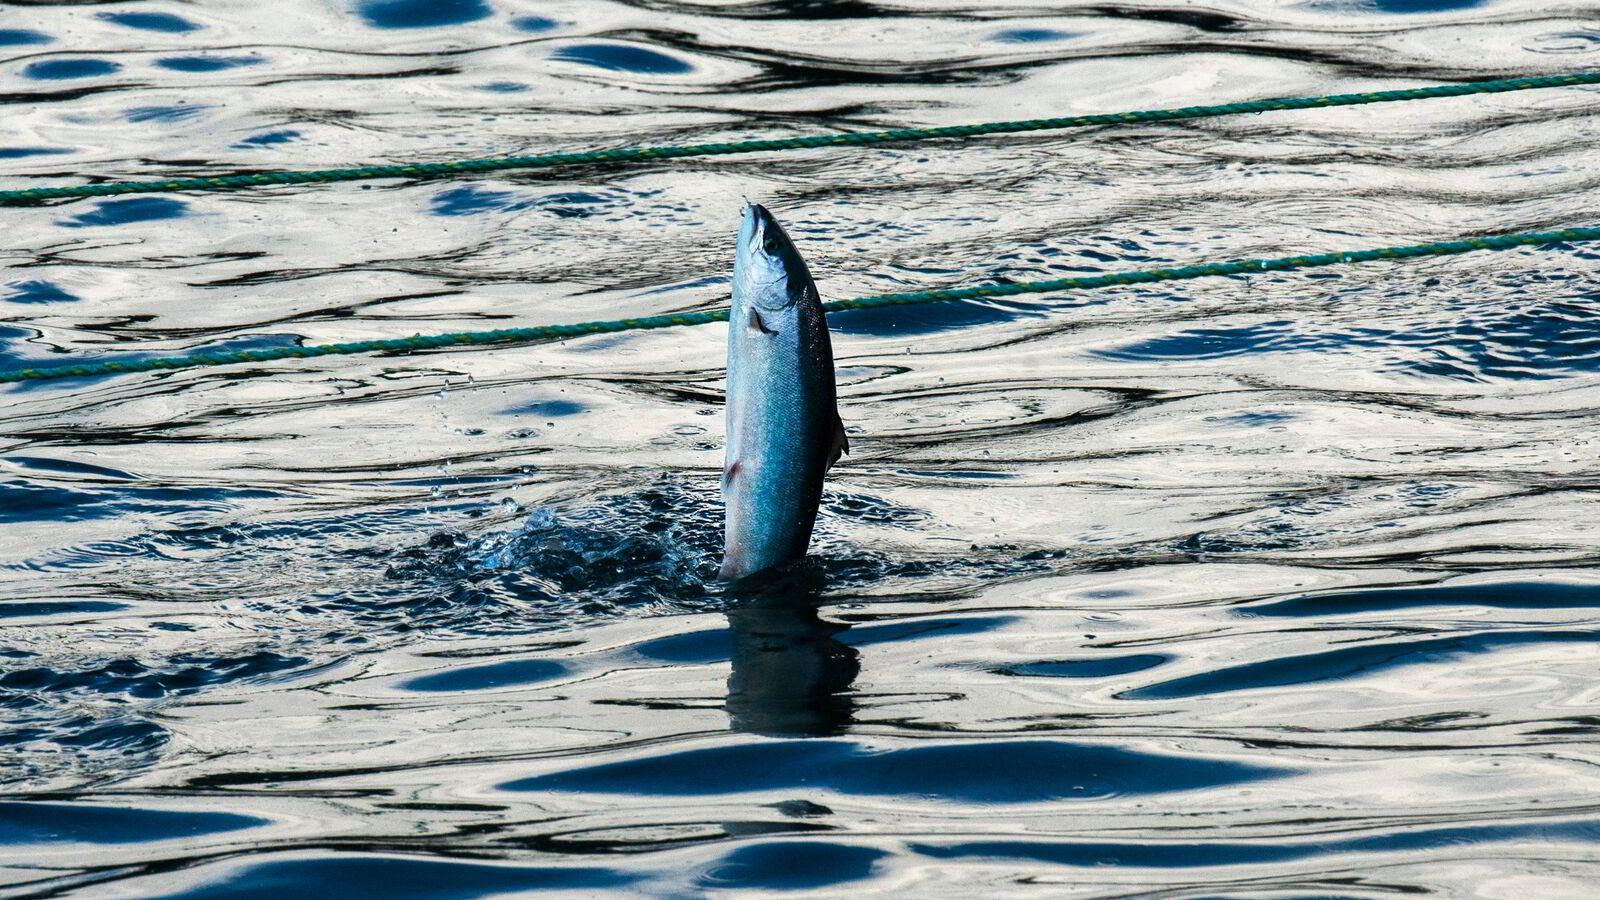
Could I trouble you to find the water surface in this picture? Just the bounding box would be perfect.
[4,0,1600,895]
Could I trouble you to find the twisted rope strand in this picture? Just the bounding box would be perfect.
[3,227,1594,384]
[2,73,1597,204]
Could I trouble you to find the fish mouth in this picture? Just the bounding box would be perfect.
[740,202,776,253]
[743,203,803,259]
[737,203,803,308]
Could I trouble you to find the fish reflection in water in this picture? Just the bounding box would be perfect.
[724,567,858,737]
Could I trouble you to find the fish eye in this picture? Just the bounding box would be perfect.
[762,235,778,253]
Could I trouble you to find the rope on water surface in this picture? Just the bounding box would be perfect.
[1,72,1598,205]
[2,226,1596,385]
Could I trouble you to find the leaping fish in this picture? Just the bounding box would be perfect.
[719,204,847,581]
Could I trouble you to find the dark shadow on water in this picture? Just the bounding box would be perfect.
[0,472,282,523]
[126,105,208,124]
[911,818,1600,870]
[161,856,638,899]
[699,840,886,891]
[0,29,53,47]
[1246,580,1600,617]
[0,801,263,846]
[504,738,1287,802]
[429,186,619,218]
[1095,295,1600,380]
[5,280,78,304]
[629,626,733,664]
[0,650,308,700]
[399,657,570,692]
[356,0,490,29]
[155,56,264,73]
[994,654,1170,679]
[58,197,189,229]
[511,16,557,32]
[552,44,695,76]
[612,0,895,20]
[22,59,121,81]
[992,28,1079,43]
[723,566,859,737]
[0,147,71,159]
[234,130,300,148]
[828,297,1043,337]
[1126,630,1600,700]
[0,600,128,619]
[846,614,1015,647]
[1371,0,1483,12]
[97,12,200,33]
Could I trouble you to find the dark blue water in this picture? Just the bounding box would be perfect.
[4,0,1600,896]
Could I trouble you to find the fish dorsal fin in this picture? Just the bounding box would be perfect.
[826,411,849,471]
[747,309,778,335]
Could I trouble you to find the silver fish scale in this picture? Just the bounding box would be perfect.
[720,206,843,581]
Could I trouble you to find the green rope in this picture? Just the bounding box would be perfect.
[3,73,1597,205]
[3,227,1595,385]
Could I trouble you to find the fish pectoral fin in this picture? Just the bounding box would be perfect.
[723,459,742,489]
[747,309,778,336]
[826,412,849,471]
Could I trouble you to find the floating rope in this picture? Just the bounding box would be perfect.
[2,73,1598,205]
[3,227,1594,385]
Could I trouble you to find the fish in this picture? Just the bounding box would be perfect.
[719,203,848,581]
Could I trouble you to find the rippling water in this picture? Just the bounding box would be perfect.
[4,0,1600,895]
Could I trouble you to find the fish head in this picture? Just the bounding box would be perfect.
[735,203,815,311]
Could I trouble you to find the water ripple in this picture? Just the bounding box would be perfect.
[4,0,1600,895]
